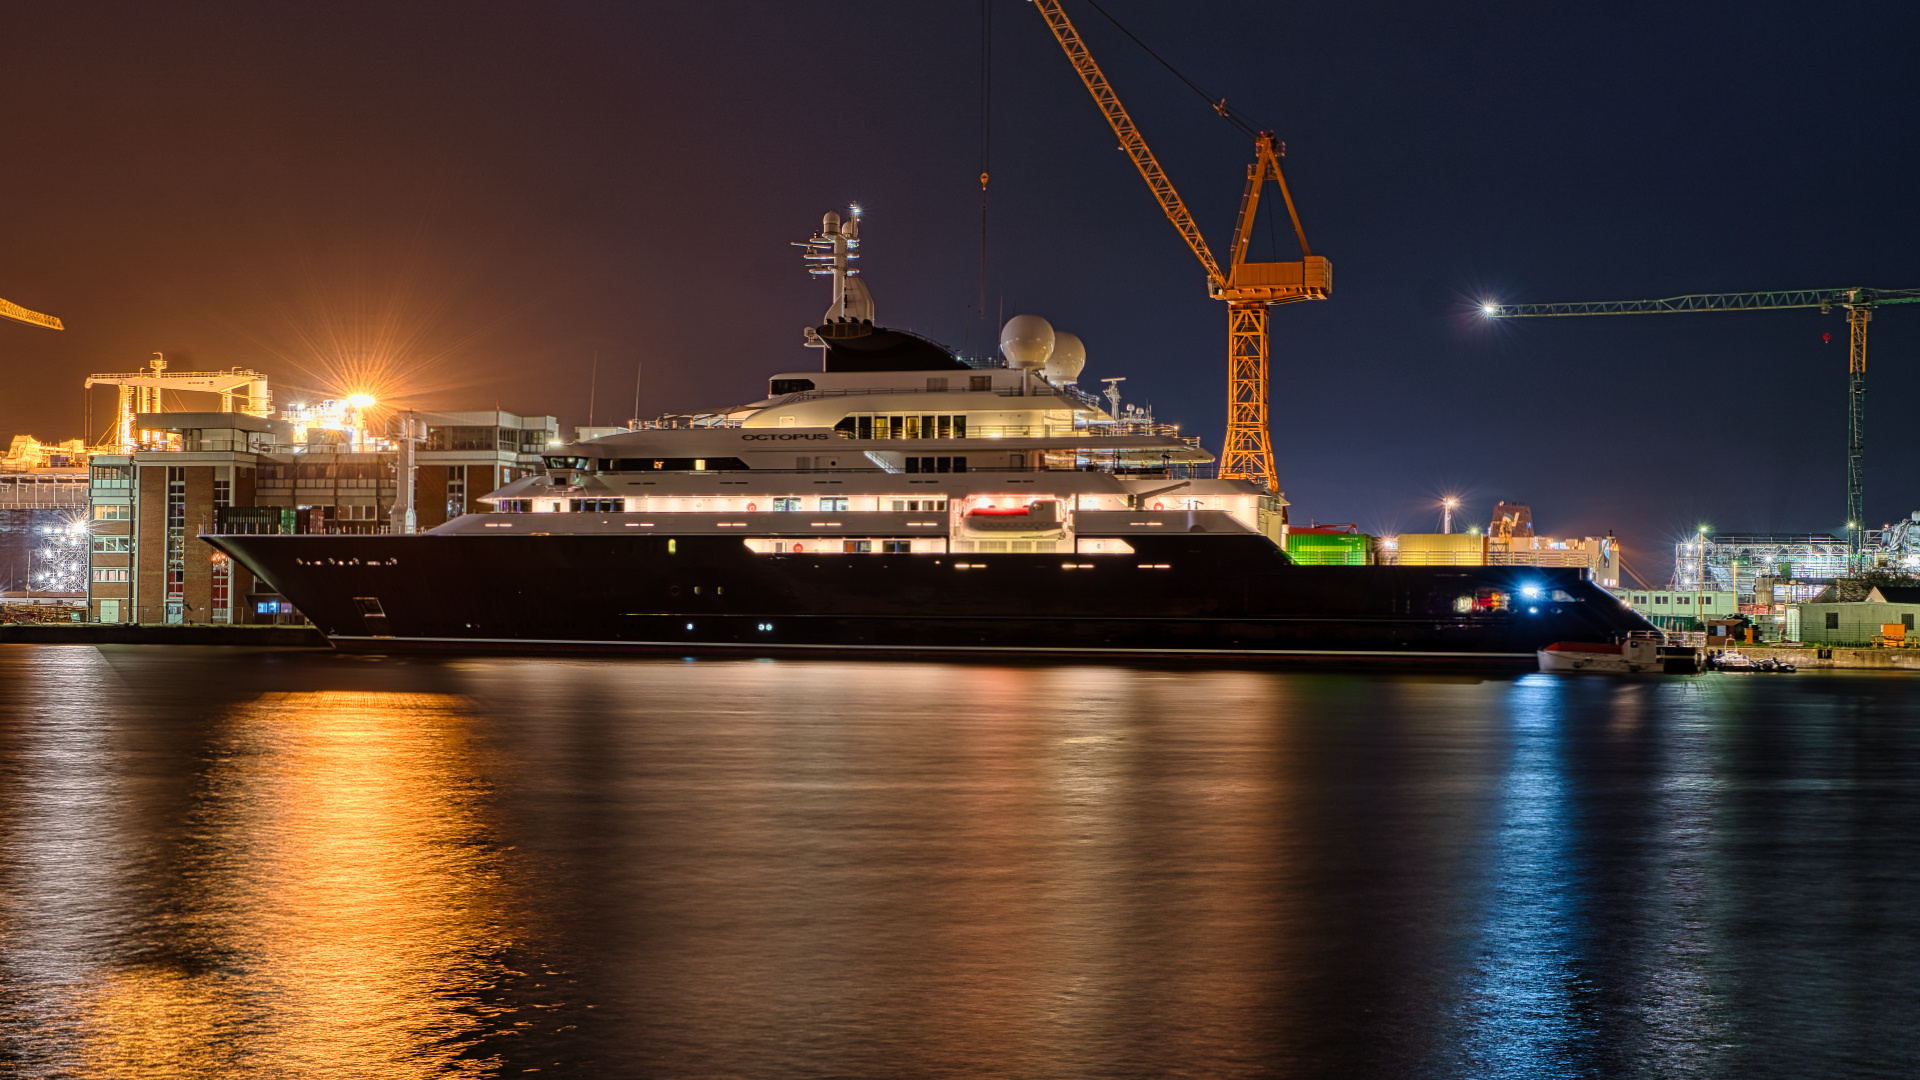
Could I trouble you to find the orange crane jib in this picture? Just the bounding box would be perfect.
[1031,0,1328,493]
[0,295,64,331]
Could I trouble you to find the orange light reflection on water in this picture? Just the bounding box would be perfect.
[69,691,515,1078]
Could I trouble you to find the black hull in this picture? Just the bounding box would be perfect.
[208,532,1656,670]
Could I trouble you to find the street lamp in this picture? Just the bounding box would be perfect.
[1442,497,1458,535]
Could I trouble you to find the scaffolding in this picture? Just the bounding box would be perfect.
[1672,534,1851,603]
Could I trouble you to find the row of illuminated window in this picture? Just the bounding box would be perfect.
[426,426,551,453]
[543,456,753,473]
[834,415,968,440]
[92,504,130,520]
[1621,593,1734,607]
[257,463,393,480]
[740,537,1139,556]
[92,568,129,582]
[498,496,955,514]
[92,537,131,552]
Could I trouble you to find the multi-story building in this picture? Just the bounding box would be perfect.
[86,409,555,624]
[85,456,134,622]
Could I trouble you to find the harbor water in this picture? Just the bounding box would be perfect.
[1,646,1916,1078]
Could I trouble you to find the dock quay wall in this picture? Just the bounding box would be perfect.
[0,624,326,647]
[1733,645,1920,672]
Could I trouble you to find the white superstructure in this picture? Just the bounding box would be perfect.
[450,210,1289,553]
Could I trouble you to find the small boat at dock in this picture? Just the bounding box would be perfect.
[1538,636,1701,674]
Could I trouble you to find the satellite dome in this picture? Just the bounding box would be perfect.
[1042,331,1085,383]
[999,314,1054,370]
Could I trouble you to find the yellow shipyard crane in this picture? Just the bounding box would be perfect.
[1032,0,1329,492]
[1,292,63,331]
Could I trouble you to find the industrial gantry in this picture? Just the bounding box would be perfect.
[1032,0,1329,493]
[1484,287,1920,553]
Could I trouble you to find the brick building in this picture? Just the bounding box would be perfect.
[87,409,554,624]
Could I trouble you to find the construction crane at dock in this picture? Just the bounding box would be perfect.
[1484,286,1920,553]
[1032,0,1329,492]
[1,292,63,331]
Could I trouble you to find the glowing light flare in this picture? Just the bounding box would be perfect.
[348,393,377,408]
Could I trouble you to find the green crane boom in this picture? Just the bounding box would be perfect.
[1484,287,1920,554]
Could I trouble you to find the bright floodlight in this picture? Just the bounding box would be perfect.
[348,393,376,408]
[1481,301,1499,316]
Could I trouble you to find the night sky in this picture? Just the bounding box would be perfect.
[4,2,1917,579]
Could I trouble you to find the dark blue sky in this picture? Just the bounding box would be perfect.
[3,2,1916,577]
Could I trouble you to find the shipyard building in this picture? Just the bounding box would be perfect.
[83,408,555,625]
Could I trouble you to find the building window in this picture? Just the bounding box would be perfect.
[970,375,992,392]
[882,540,911,553]
[210,553,230,623]
[90,465,131,489]
[1826,612,1840,630]
[772,497,801,512]
[427,425,510,452]
[214,478,231,509]
[1654,596,1667,605]
[843,540,872,553]
[165,467,187,612]
[92,504,129,520]
[1906,614,1915,631]
[92,568,130,583]
[497,499,532,513]
[821,497,849,512]
[447,465,467,520]
[92,536,131,553]
[568,498,624,513]
[1676,596,1690,605]
[890,499,948,512]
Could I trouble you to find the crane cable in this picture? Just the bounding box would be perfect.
[1079,0,1268,139]
[979,0,992,332]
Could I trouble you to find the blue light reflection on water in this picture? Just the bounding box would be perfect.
[1457,674,1596,1078]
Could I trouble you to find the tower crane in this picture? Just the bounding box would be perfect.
[1484,286,1920,553]
[1031,0,1329,492]
[1,293,63,331]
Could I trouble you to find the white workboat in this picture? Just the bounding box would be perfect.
[1538,638,1693,674]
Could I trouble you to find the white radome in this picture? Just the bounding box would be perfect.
[999,314,1055,370]
[1042,331,1085,383]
